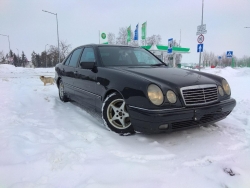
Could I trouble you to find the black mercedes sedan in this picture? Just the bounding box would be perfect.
[55,44,236,134]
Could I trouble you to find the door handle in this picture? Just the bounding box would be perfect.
[74,71,78,75]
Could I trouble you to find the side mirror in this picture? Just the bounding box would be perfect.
[80,61,96,69]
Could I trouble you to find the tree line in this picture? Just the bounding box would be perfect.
[0,50,28,67]
[0,40,71,68]
[202,51,250,67]
[31,41,71,68]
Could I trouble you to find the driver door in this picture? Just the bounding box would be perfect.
[74,47,99,107]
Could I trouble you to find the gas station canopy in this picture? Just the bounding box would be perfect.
[140,44,190,67]
[141,44,190,55]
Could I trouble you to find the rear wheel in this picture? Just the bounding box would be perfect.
[59,79,69,102]
[102,93,134,134]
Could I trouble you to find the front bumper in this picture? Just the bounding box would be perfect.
[127,98,236,134]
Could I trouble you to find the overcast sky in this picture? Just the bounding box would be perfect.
[1,0,250,63]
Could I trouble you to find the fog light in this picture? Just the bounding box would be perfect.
[159,124,169,130]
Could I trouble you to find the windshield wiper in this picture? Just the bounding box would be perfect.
[150,63,166,67]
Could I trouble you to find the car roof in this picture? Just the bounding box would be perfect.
[79,44,140,48]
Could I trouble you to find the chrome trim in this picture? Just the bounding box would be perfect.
[128,98,234,112]
[180,84,218,106]
[128,98,234,113]
[74,86,101,98]
[128,105,185,112]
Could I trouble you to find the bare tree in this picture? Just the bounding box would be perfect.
[116,27,128,45]
[60,40,71,61]
[146,35,161,45]
[209,52,217,66]
[47,45,59,67]
[201,51,217,67]
[40,40,71,67]
[202,51,210,67]
[221,53,232,67]
[239,55,250,67]
[173,40,182,65]
[107,33,116,44]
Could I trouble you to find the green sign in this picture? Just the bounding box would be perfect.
[127,26,131,42]
[141,22,147,40]
[101,33,106,39]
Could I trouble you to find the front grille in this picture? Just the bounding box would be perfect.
[181,84,218,106]
[171,111,231,130]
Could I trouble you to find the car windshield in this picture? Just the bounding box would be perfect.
[98,46,164,66]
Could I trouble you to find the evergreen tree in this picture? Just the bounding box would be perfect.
[13,54,18,67]
[21,51,27,67]
[9,50,14,57]
[31,51,36,67]
[0,51,4,63]
[40,51,46,67]
[35,54,41,67]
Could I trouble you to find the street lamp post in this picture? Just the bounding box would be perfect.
[42,10,60,64]
[0,34,11,63]
[45,44,49,67]
[0,34,10,52]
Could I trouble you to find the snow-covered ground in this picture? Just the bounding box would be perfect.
[0,64,250,188]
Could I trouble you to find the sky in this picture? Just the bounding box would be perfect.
[0,0,250,63]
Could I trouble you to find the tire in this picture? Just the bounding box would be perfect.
[102,93,134,134]
[58,79,69,102]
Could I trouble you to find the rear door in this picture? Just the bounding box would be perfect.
[62,48,83,98]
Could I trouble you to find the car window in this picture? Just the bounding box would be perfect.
[80,47,96,63]
[99,46,162,66]
[64,53,72,65]
[134,50,158,64]
[68,48,82,67]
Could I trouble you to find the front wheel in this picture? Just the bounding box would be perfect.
[58,79,69,102]
[102,93,134,134]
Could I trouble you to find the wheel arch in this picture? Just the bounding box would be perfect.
[56,77,61,88]
[103,89,123,101]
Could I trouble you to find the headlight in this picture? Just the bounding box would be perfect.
[222,79,231,95]
[167,90,177,103]
[218,86,224,96]
[147,84,164,105]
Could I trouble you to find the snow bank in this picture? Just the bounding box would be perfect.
[0,64,249,188]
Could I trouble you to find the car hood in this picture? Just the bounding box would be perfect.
[112,66,220,88]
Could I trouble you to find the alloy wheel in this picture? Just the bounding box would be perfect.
[106,99,131,129]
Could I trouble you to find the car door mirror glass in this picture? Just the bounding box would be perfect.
[80,61,95,69]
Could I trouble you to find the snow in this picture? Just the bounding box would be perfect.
[0,64,250,188]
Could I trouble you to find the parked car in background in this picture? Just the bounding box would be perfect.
[55,44,236,134]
